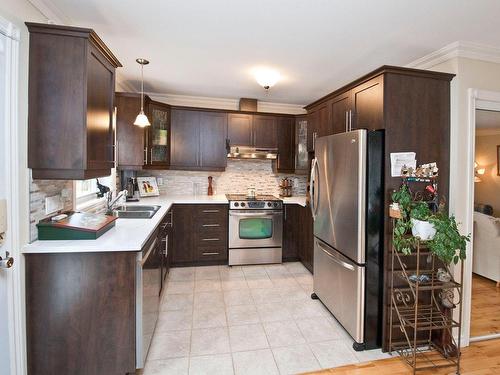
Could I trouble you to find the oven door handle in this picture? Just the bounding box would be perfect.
[229,211,283,217]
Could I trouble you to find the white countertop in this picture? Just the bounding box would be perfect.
[23,194,307,254]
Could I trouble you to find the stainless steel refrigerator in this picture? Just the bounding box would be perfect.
[310,129,384,351]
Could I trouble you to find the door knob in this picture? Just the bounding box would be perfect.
[0,251,13,269]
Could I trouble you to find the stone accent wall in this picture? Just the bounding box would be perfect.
[29,179,73,241]
[136,160,308,197]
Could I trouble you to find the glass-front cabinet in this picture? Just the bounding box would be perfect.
[145,101,170,168]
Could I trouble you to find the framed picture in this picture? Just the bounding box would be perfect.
[497,145,500,176]
[137,177,160,197]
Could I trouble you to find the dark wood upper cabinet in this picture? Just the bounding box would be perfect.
[350,75,384,131]
[26,23,121,180]
[170,109,200,169]
[145,101,171,168]
[115,93,149,169]
[170,108,227,171]
[274,116,296,173]
[199,112,228,169]
[253,115,277,148]
[329,92,351,134]
[228,113,253,146]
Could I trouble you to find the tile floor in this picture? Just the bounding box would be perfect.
[144,262,391,375]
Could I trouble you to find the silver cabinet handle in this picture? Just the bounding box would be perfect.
[202,210,220,213]
[345,111,349,132]
[144,147,148,164]
[202,238,220,241]
[164,234,169,256]
[202,224,220,227]
[312,131,317,151]
[348,110,353,131]
[150,148,153,165]
[317,242,355,271]
[202,252,220,256]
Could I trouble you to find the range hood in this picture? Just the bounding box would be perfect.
[227,146,278,160]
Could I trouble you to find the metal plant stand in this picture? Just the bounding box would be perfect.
[389,234,463,374]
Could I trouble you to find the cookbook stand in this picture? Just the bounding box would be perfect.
[388,177,463,374]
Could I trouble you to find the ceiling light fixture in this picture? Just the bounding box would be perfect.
[134,58,151,127]
[255,68,281,90]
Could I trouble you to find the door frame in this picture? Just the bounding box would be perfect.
[462,88,500,346]
[0,17,25,375]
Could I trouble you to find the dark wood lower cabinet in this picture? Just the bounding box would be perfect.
[25,252,136,375]
[283,203,314,273]
[171,204,228,266]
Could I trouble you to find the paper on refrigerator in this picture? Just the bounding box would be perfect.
[390,152,416,177]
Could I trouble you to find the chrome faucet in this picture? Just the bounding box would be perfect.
[106,190,127,214]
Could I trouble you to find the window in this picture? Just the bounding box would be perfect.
[74,170,115,209]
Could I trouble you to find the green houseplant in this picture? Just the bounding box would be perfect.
[391,185,469,264]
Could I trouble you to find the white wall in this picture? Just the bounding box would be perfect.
[0,2,47,374]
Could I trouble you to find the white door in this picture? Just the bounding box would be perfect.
[0,20,19,375]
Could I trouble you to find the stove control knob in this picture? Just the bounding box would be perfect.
[234,202,239,207]
[273,202,278,207]
[267,202,272,207]
[241,202,246,207]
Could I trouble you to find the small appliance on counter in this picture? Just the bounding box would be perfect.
[278,178,293,197]
[36,212,117,240]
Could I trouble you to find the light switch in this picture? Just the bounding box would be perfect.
[0,199,7,236]
[45,195,63,215]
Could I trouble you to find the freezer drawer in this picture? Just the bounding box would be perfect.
[313,238,365,344]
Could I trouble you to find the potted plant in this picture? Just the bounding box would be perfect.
[410,201,436,240]
[391,185,469,264]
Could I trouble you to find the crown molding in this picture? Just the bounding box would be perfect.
[407,41,500,70]
[146,92,306,115]
[28,0,71,25]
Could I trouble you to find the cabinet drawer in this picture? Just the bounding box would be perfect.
[194,205,228,219]
[196,246,227,261]
[197,230,227,247]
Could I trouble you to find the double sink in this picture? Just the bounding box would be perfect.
[111,205,161,219]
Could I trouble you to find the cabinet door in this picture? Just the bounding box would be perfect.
[306,111,317,152]
[172,205,195,264]
[351,75,384,131]
[115,94,145,169]
[86,46,115,171]
[283,205,299,261]
[147,101,170,167]
[170,109,200,168]
[228,113,253,146]
[329,92,351,134]
[199,112,228,169]
[253,115,277,148]
[275,117,295,173]
[299,205,314,273]
[314,104,330,138]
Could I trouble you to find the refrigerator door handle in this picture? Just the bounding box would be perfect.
[309,157,319,221]
[317,242,355,271]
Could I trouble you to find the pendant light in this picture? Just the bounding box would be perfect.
[134,58,151,127]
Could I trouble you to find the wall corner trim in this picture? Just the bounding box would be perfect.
[407,41,500,69]
[27,0,70,25]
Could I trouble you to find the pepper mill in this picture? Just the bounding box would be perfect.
[207,176,213,196]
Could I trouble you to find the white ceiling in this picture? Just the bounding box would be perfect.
[476,110,500,129]
[43,0,500,105]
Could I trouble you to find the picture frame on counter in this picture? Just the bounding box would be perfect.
[137,177,160,197]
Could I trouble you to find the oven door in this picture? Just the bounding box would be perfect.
[229,210,283,249]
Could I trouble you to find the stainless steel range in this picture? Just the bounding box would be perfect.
[227,194,283,266]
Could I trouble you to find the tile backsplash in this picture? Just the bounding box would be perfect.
[30,179,73,241]
[136,159,308,197]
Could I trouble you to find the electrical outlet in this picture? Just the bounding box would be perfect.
[157,177,164,186]
[45,195,63,215]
